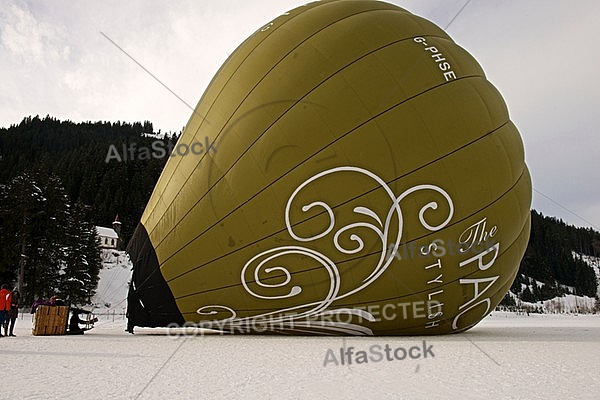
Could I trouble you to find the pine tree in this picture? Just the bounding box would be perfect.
[520,287,536,303]
[0,172,50,300]
[24,172,71,304]
[59,202,101,305]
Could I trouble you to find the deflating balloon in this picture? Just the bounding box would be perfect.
[126,0,531,335]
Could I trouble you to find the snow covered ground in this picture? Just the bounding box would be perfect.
[2,311,599,399]
[5,249,597,399]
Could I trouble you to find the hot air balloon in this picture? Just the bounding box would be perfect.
[126,0,531,335]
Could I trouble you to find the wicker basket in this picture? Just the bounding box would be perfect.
[32,305,70,336]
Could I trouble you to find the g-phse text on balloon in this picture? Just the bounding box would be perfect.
[413,36,457,81]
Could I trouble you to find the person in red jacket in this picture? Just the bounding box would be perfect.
[0,284,12,337]
[4,289,20,336]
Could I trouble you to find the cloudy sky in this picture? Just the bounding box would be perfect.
[1,0,599,230]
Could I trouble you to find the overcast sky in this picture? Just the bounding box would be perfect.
[1,0,599,230]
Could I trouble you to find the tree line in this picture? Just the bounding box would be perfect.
[506,210,599,304]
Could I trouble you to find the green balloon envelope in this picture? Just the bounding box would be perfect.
[126,0,531,335]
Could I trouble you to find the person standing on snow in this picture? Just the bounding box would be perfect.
[4,289,20,336]
[0,284,12,337]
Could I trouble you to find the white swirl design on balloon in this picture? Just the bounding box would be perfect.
[197,166,454,335]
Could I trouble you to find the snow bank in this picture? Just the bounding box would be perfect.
[90,249,132,315]
[510,294,598,314]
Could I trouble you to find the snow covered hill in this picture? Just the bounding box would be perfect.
[502,253,600,313]
[90,248,132,314]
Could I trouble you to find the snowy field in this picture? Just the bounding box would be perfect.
[2,311,599,400]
